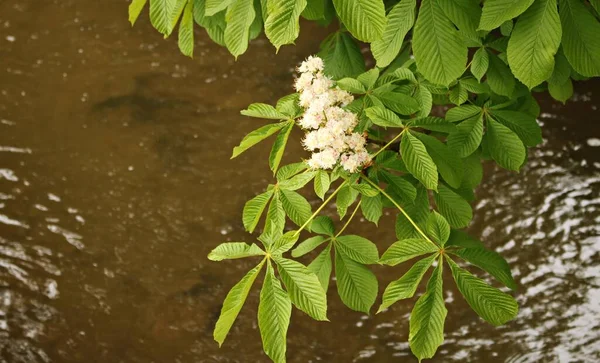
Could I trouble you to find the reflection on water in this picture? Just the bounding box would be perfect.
[1,0,599,362]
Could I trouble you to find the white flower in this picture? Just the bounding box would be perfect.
[294,72,314,92]
[298,109,324,129]
[298,56,324,74]
[345,133,366,151]
[308,148,338,169]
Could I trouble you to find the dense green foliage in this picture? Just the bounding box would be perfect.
[130,0,600,361]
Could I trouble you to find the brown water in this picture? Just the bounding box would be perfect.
[1,1,600,362]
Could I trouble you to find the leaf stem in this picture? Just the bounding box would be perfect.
[359,174,437,248]
[371,129,406,159]
[335,200,362,238]
[293,180,348,237]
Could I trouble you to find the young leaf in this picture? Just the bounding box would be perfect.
[379,253,437,312]
[447,112,484,158]
[486,117,526,171]
[314,170,331,200]
[488,109,542,146]
[361,194,383,225]
[335,249,378,313]
[243,190,273,233]
[426,211,450,246]
[478,0,535,31]
[433,184,473,228]
[258,262,292,363]
[371,0,416,68]
[335,235,379,264]
[415,133,464,189]
[214,260,264,346]
[559,0,600,77]
[380,238,438,266]
[507,0,561,89]
[129,0,148,25]
[409,262,446,360]
[311,216,335,236]
[268,121,294,173]
[401,131,438,190]
[331,0,386,43]
[365,107,404,127]
[447,258,518,326]
[292,236,328,258]
[208,242,265,261]
[264,0,307,50]
[413,0,467,86]
[471,48,489,82]
[231,122,286,158]
[241,103,288,120]
[178,0,195,57]
[308,244,333,291]
[279,189,312,228]
[275,257,328,321]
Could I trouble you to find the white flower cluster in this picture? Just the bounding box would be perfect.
[294,56,370,173]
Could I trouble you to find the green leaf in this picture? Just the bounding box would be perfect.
[380,238,438,266]
[447,258,518,326]
[447,112,484,158]
[449,82,468,106]
[478,0,535,31]
[336,184,359,219]
[241,103,288,119]
[178,0,195,57]
[208,242,265,261]
[471,48,489,82]
[336,78,367,94]
[335,249,378,313]
[335,235,379,264]
[129,0,148,25]
[314,170,331,200]
[268,121,294,174]
[276,162,307,182]
[415,132,464,189]
[462,151,483,189]
[438,0,482,38]
[206,0,235,15]
[486,116,526,171]
[559,0,600,77]
[150,0,177,35]
[280,189,312,228]
[271,231,300,255]
[243,190,273,233]
[426,211,450,246]
[203,11,227,46]
[264,0,307,50]
[214,261,264,346]
[414,85,433,118]
[275,257,328,320]
[446,105,482,123]
[279,171,317,190]
[548,77,573,104]
[379,253,437,312]
[487,52,516,97]
[224,0,255,57]
[357,68,380,90]
[352,183,379,197]
[365,107,404,128]
[507,0,561,89]
[258,262,292,363]
[500,19,513,36]
[395,185,430,240]
[413,0,468,86]
[361,194,383,225]
[451,245,517,290]
[232,122,286,158]
[409,262,446,360]
[460,77,490,94]
[264,192,286,238]
[377,92,421,115]
[308,244,333,291]
[332,0,386,42]
[311,216,335,236]
[292,236,328,257]
[276,93,302,118]
[488,110,542,146]
[401,131,438,190]
[408,117,457,134]
[302,0,327,20]
[319,32,365,79]
[371,0,417,67]
[433,184,473,228]
[170,0,187,31]
[380,171,417,202]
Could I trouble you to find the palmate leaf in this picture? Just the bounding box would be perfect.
[486,116,526,171]
[451,246,517,290]
[292,236,328,257]
[302,0,328,21]
[214,260,264,346]
[208,242,265,261]
[380,238,438,266]
[332,0,386,43]
[433,184,473,228]
[335,249,378,313]
[361,194,383,225]
[409,262,446,361]
[395,185,430,240]
[426,211,450,247]
[414,85,433,118]
[447,258,518,326]
[377,92,421,115]
[365,107,404,128]
[278,171,316,190]
[258,262,292,363]
[507,0,561,89]
[311,216,335,236]
[401,131,438,190]
[336,78,367,94]
[445,105,481,123]
[488,109,542,147]
[437,0,481,38]
[264,0,307,50]
[231,122,287,158]
[471,48,489,82]
[279,189,312,228]
[276,94,302,118]
[413,0,467,86]
[277,162,307,182]
[178,0,195,57]
[241,103,288,120]
[371,0,416,68]
[313,170,330,200]
[264,192,286,239]
[487,51,516,97]
[150,0,177,35]
[169,0,187,30]
[414,132,464,189]
[269,121,294,174]
[129,0,148,25]
[548,77,573,104]
[478,0,535,31]
[447,112,483,158]
[357,68,380,89]
[308,244,333,291]
[379,253,437,312]
[335,235,379,264]
[275,257,328,321]
[558,0,600,77]
[336,184,359,219]
[407,117,457,134]
[206,0,235,15]
[319,31,365,79]
[271,231,300,255]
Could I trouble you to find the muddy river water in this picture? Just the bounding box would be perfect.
[1,1,600,362]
